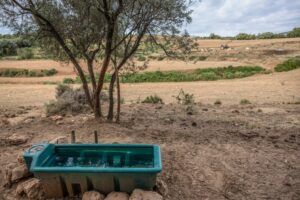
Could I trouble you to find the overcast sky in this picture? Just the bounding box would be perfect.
[186,0,300,36]
[1,0,300,36]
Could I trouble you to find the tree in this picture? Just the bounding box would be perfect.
[287,27,300,38]
[0,0,197,121]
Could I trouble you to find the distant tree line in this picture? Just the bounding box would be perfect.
[0,38,32,57]
[202,27,300,40]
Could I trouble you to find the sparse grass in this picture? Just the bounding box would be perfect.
[63,78,76,84]
[142,95,164,104]
[274,57,300,72]
[214,99,222,105]
[43,81,59,85]
[240,99,251,105]
[0,68,57,77]
[121,66,266,83]
[174,89,195,105]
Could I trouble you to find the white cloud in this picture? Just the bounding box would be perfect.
[186,0,300,36]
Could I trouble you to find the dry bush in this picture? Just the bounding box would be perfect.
[45,84,108,116]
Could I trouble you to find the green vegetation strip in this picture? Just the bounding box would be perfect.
[274,57,300,72]
[0,68,57,77]
[64,66,267,84]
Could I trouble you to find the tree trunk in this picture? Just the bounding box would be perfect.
[94,95,101,119]
[87,59,97,92]
[116,69,121,123]
[107,72,116,121]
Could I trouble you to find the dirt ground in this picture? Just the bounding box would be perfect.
[0,103,299,200]
[0,69,299,109]
[0,38,300,200]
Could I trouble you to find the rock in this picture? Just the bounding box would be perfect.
[11,164,31,182]
[155,105,162,110]
[156,179,168,197]
[6,134,28,145]
[232,109,240,114]
[82,191,105,200]
[4,163,16,187]
[191,122,197,127]
[105,192,129,200]
[130,189,163,200]
[56,121,64,125]
[17,153,25,165]
[24,117,34,124]
[16,178,45,200]
[49,136,68,144]
[186,111,193,115]
[50,115,63,121]
[202,108,208,111]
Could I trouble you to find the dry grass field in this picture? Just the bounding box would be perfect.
[0,38,299,200]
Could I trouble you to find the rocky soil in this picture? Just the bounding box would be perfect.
[0,103,299,200]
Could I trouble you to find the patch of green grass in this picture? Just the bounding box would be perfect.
[120,65,266,83]
[142,95,164,104]
[67,66,266,84]
[275,57,300,72]
[0,68,58,77]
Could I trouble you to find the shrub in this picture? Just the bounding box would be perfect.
[157,56,165,61]
[142,95,164,104]
[45,85,108,116]
[0,68,57,77]
[42,68,57,76]
[174,89,195,105]
[235,33,256,40]
[197,56,207,61]
[214,99,222,105]
[209,33,222,39]
[274,57,300,72]
[137,55,146,61]
[240,99,251,105]
[55,84,72,98]
[287,27,300,38]
[17,47,34,59]
[257,32,276,39]
[63,78,75,84]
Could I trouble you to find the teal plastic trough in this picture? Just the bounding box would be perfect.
[24,144,162,198]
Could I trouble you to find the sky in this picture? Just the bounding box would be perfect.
[1,0,300,36]
[186,0,300,36]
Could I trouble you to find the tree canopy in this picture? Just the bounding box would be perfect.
[0,0,197,121]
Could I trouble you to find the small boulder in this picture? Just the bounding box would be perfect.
[4,163,16,187]
[49,136,68,144]
[105,192,129,200]
[17,153,26,165]
[156,179,169,197]
[6,134,28,145]
[50,115,63,121]
[130,189,163,200]
[82,191,105,200]
[11,164,31,182]
[16,178,44,200]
